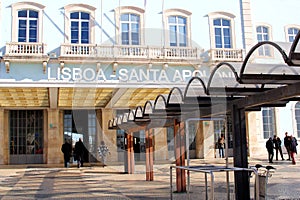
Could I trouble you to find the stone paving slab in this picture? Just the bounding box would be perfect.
[0,154,299,199]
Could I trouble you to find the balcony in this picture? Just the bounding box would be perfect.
[5,42,47,56]
[208,48,243,62]
[60,43,201,63]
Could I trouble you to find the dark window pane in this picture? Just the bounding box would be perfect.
[81,12,90,20]
[29,10,38,18]
[213,19,221,26]
[222,19,230,26]
[18,10,27,17]
[122,32,129,45]
[71,12,79,19]
[132,32,139,45]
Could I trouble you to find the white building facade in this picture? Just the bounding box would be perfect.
[0,0,299,164]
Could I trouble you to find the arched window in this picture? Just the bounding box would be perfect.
[18,10,38,42]
[256,25,272,56]
[206,12,236,49]
[11,2,45,43]
[213,18,231,48]
[120,13,140,45]
[164,9,191,47]
[70,12,90,44]
[285,25,300,43]
[295,102,300,137]
[115,6,144,45]
[168,15,187,47]
[63,4,96,44]
[262,107,276,139]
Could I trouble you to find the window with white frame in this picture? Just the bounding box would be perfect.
[63,4,96,44]
[18,10,38,42]
[121,13,140,45]
[295,102,300,138]
[262,107,276,139]
[115,6,144,45]
[285,25,300,43]
[164,9,191,47]
[70,12,90,44]
[214,18,231,48]
[168,15,187,47]
[207,12,236,49]
[256,25,272,56]
[11,2,45,43]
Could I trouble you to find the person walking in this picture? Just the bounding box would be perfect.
[284,132,291,160]
[218,134,225,158]
[74,138,85,168]
[273,135,284,161]
[266,137,274,163]
[61,138,72,168]
[290,135,298,165]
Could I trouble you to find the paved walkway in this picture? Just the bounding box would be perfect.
[0,154,299,200]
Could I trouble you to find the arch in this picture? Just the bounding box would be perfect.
[122,112,129,123]
[63,3,96,11]
[112,117,118,127]
[206,62,239,95]
[143,101,154,115]
[134,106,144,118]
[128,110,136,121]
[164,8,192,16]
[11,1,45,9]
[153,95,167,110]
[239,41,290,80]
[108,119,114,129]
[184,76,207,99]
[116,115,122,125]
[167,87,184,104]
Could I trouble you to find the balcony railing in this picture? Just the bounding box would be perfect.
[60,44,201,60]
[5,43,244,62]
[209,48,243,62]
[5,42,46,56]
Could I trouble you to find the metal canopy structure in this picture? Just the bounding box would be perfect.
[108,31,300,199]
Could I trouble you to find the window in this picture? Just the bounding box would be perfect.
[285,25,300,42]
[214,18,231,48]
[10,110,44,155]
[213,117,233,149]
[164,9,191,47]
[70,12,90,44]
[262,107,276,139]
[115,6,145,45]
[295,102,300,138]
[168,16,187,47]
[121,13,140,45]
[256,25,272,56]
[63,4,96,44]
[18,10,38,42]
[11,2,45,43]
[207,12,236,49]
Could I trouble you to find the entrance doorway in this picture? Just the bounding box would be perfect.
[133,131,146,161]
[63,110,98,163]
[9,110,44,164]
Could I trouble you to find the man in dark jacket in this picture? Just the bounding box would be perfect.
[74,138,85,168]
[284,132,291,160]
[61,139,72,168]
[273,135,284,160]
[266,137,274,163]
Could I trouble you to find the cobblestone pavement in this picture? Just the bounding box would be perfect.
[0,154,299,200]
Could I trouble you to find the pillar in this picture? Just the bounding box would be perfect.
[231,104,250,199]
